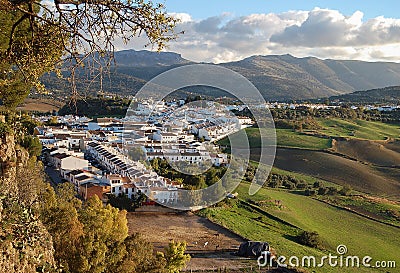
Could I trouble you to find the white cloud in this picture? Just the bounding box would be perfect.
[168,12,193,23]
[125,9,400,63]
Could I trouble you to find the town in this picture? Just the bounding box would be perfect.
[35,99,254,206]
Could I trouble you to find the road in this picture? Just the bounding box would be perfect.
[44,165,63,187]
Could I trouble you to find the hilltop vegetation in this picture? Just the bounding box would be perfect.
[329,86,400,104]
[58,96,131,117]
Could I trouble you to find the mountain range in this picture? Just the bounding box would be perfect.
[41,50,400,101]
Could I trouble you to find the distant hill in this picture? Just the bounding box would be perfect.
[328,86,400,104]
[113,49,191,67]
[222,55,400,100]
[40,50,400,101]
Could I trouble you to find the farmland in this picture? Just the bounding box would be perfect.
[16,98,64,113]
[314,118,400,140]
[200,183,400,272]
[206,117,400,272]
[273,148,400,198]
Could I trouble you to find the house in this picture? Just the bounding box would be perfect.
[149,187,178,204]
[50,153,89,176]
[103,174,132,197]
[80,182,111,201]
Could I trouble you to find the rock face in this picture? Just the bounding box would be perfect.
[0,132,56,272]
[0,133,17,195]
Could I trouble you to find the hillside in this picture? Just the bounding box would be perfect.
[39,50,400,101]
[328,86,400,104]
[58,97,131,117]
[222,55,400,100]
[200,183,400,273]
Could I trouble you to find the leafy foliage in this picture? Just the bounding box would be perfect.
[0,8,64,108]
[297,231,323,249]
[2,0,178,103]
[160,241,191,273]
[20,135,42,157]
[150,158,227,189]
[58,96,130,117]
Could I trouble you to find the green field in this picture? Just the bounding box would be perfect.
[219,119,399,151]
[315,119,400,140]
[269,166,342,189]
[219,128,331,150]
[276,129,332,149]
[317,195,400,227]
[200,183,400,272]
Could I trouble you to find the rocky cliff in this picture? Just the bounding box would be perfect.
[0,132,55,273]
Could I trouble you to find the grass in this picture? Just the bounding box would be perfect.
[315,118,400,140]
[248,161,341,189]
[198,202,329,270]
[317,195,400,227]
[218,128,331,150]
[276,129,331,150]
[218,119,399,152]
[269,166,341,189]
[200,183,400,272]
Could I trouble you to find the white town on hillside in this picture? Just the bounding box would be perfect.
[35,99,254,206]
[34,98,399,206]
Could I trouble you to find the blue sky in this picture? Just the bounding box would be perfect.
[124,1,400,63]
[156,0,399,20]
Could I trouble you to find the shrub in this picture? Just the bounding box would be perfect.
[339,185,352,196]
[313,181,321,188]
[297,231,322,248]
[20,135,42,157]
[318,187,329,195]
[296,183,308,189]
[0,122,11,136]
[327,187,339,195]
[305,189,317,196]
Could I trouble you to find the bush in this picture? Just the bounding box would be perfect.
[318,187,329,195]
[305,189,317,196]
[108,194,135,211]
[296,183,308,189]
[0,122,11,136]
[20,135,42,157]
[283,181,295,190]
[297,231,322,248]
[339,185,352,196]
[313,181,321,188]
[327,187,339,195]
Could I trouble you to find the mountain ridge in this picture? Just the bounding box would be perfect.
[41,50,400,100]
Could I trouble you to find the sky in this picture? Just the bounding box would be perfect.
[119,1,400,63]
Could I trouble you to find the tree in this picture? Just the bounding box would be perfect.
[1,0,178,106]
[128,146,146,161]
[132,191,147,210]
[118,233,167,273]
[160,240,191,273]
[339,185,352,196]
[45,116,58,126]
[0,7,64,108]
[297,231,322,249]
[20,135,42,157]
[42,200,84,271]
[75,195,129,273]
